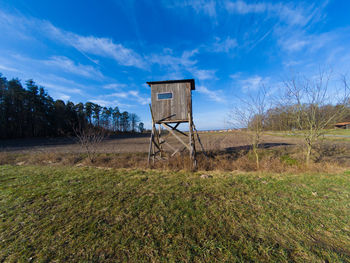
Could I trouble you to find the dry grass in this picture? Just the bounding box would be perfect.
[1,130,350,173]
[0,146,347,174]
[1,165,350,262]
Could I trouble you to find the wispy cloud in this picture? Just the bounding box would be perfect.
[189,68,217,80]
[149,49,218,80]
[197,85,225,102]
[91,89,150,108]
[42,23,147,69]
[211,37,237,53]
[0,10,147,70]
[38,81,83,96]
[0,64,19,73]
[229,72,242,79]
[0,9,221,81]
[225,1,266,15]
[110,90,150,105]
[103,83,128,90]
[2,53,103,80]
[276,27,350,53]
[164,0,324,27]
[44,56,104,79]
[89,99,124,107]
[37,81,83,102]
[237,75,270,92]
[148,49,198,70]
[165,0,217,17]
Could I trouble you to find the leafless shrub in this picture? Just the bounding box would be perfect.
[229,87,270,169]
[72,124,108,163]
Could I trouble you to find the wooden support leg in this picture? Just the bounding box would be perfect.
[158,124,163,158]
[148,126,154,166]
[188,113,197,170]
[193,122,209,159]
[152,125,155,165]
[148,104,165,164]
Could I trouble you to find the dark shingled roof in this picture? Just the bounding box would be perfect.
[146,79,195,90]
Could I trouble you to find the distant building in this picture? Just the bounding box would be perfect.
[334,122,350,129]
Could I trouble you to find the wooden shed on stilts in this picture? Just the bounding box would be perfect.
[146,79,206,170]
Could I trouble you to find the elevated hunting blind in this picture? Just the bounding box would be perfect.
[149,79,195,123]
[147,79,206,170]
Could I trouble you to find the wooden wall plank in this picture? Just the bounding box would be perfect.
[150,82,191,123]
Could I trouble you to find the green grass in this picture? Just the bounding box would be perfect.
[1,166,350,262]
[267,129,350,141]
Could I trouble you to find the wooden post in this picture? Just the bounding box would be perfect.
[187,82,197,170]
[148,104,166,165]
[158,124,163,158]
[148,121,154,166]
[188,112,197,170]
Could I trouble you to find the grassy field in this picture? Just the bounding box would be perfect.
[1,165,350,262]
[267,129,350,141]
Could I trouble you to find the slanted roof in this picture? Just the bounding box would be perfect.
[146,79,195,90]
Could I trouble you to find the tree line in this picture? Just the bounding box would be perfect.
[0,73,144,139]
[253,103,350,131]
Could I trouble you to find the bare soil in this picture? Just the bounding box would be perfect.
[0,131,301,154]
[1,131,350,169]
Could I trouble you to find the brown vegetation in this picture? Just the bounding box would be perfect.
[1,131,349,173]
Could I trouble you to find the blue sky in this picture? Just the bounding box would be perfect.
[0,0,349,130]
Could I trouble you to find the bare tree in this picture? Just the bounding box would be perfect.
[229,87,269,169]
[72,124,107,163]
[130,113,140,132]
[284,71,349,165]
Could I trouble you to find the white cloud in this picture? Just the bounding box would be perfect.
[148,49,198,70]
[229,72,242,79]
[0,9,220,82]
[225,1,266,15]
[238,75,270,91]
[0,10,147,69]
[276,28,349,53]
[212,37,237,53]
[55,93,71,101]
[197,85,225,102]
[89,99,121,107]
[225,1,320,27]
[103,83,128,90]
[164,0,324,27]
[149,49,218,80]
[42,23,147,69]
[190,68,217,80]
[44,56,103,79]
[165,0,217,17]
[92,89,150,108]
[38,82,83,95]
[2,53,103,80]
[110,92,129,99]
[0,64,19,72]
[111,90,151,105]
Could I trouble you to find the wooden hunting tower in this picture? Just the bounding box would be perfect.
[147,79,204,169]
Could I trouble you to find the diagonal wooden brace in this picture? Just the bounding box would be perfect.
[164,123,188,137]
[161,123,191,151]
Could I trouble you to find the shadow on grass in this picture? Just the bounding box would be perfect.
[225,142,293,153]
[198,143,294,160]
